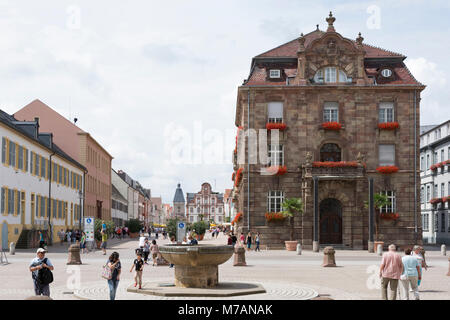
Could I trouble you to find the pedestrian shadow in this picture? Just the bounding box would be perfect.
[418,290,446,293]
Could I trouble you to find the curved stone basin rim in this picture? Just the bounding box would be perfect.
[159,244,234,267]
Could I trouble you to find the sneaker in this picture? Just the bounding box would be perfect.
[134,282,137,287]
[139,285,142,289]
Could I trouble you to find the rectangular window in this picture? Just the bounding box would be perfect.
[325,67,337,83]
[58,200,62,218]
[35,153,40,177]
[14,190,19,216]
[420,156,424,171]
[268,144,284,166]
[1,187,6,214]
[422,214,429,232]
[267,191,284,213]
[1,138,6,164]
[426,154,430,169]
[18,146,23,170]
[59,165,62,184]
[269,69,281,78]
[30,193,35,219]
[435,213,438,232]
[8,189,14,215]
[441,183,445,198]
[8,141,16,167]
[44,197,48,218]
[434,184,438,198]
[426,185,430,202]
[323,102,339,122]
[40,195,45,217]
[30,152,35,175]
[40,156,46,179]
[379,102,394,123]
[420,187,424,204]
[434,152,438,164]
[24,148,28,172]
[441,149,445,162]
[268,102,283,123]
[380,191,396,213]
[36,195,40,217]
[53,199,57,218]
[379,144,395,166]
[441,213,446,233]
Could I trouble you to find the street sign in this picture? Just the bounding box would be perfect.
[176,221,186,243]
[84,217,95,242]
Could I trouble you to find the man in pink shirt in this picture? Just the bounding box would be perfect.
[379,244,404,300]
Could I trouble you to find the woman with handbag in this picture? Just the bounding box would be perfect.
[104,252,121,300]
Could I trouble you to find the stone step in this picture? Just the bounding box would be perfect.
[319,244,352,250]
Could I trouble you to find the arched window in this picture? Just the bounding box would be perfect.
[320,143,341,162]
[314,67,348,83]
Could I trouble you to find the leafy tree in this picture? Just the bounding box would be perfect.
[282,198,304,241]
[125,219,143,233]
[94,219,114,241]
[166,218,177,238]
[192,220,208,235]
[364,193,391,241]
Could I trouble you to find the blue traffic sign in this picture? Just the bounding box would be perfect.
[178,222,185,229]
[86,218,92,224]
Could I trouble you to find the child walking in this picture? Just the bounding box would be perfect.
[130,252,144,289]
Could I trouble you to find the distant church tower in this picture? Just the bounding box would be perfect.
[173,183,186,220]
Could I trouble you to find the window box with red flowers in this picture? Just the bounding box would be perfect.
[234,168,243,187]
[321,122,342,130]
[442,196,450,203]
[376,166,399,174]
[429,198,443,205]
[263,165,287,175]
[380,213,399,220]
[378,122,399,130]
[231,212,243,225]
[313,161,360,168]
[266,123,287,131]
[265,212,287,223]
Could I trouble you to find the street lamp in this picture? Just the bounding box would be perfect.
[78,190,83,230]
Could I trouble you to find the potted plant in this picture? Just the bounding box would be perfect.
[281,198,303,251]
[364,193,391,251]
[192,221,208,241]
[125,219,143,238]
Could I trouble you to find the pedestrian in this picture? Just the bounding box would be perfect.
[150,239,159,266]
[169,236,176,268]
[411,245,427,294]
[379,244,403,300]
[231,233,237,247]
[182,237,188,244]
[106,252,121,300]
[130,252,144,289]
[239,233,245,246]
[188,235,198,245]
[143,238,150,264]
[227,234,233,245]
[58,230,65,246]
[66,230,71,245]
[75,230,81,243]
[117,227,122,240]
[139,235,146,249]
[80,232,87,254]
[400,248,421,300]
[102,220,107,233]
[246,232,252,251]
[70,230,76,244]
[29,248,54,297]
[255,232,261,252]
[38,231,45,249]
[101,230,108,255]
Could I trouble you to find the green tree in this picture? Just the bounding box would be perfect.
[282,198,304,241]
[125,218,143,233]
[94,219,114,241]
[192,220,208,235]
[166,218,177,238]
[364,193,391,241]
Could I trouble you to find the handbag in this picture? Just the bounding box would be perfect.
[102,263,112,280]
[400,274,408,281]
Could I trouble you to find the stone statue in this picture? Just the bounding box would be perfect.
[305,152,313,166]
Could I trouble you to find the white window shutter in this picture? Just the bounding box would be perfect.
[268,102,283,120]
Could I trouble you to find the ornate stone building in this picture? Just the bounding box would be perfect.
[232,13,425,250]
[186,183,225,224]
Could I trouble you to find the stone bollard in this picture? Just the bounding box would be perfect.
[9,242,15,255]
[368,241,374,253]
[377,244,383,256]
[233,246,246,266]
[313,241,319,253]
[67,244,82,265]
[447,257,450,276]
[296,243,302,255]
[322,246,336,267]
[441,244,446,256]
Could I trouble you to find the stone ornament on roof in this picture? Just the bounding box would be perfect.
[356,32,364,46]
[297,33,305,53]
[326,11,336,32]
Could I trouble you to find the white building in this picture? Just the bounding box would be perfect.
[1,110,85,248]
[420,120,450,244]
[186,182,225,224]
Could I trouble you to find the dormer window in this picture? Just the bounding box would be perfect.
[269,69,281,78]
[314,67,348,83]
[381,69,392,78]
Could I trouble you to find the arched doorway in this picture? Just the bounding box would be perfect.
[320,143,341,162]
[319,198,342,244]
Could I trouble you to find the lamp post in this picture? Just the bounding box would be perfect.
[78,190,83,230]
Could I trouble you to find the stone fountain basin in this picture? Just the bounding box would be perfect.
[159,244,234,267]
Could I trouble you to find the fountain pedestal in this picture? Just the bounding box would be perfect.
[175,265,219,288]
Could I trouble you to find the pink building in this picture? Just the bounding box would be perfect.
[14,100,113,221]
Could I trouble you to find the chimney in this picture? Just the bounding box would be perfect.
[34,117,40,139]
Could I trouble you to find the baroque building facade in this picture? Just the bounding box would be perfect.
[232,13,424,249]
[186,183,225,224]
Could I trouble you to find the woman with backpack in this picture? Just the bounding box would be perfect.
[106,252,121,300]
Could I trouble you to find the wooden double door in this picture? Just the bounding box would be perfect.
[319,198,342,244]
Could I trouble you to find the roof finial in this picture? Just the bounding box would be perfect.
[316,24,319,31]
[356,32,364,46]
[326,11,336,32]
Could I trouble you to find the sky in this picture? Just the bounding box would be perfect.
[0,0,449,204]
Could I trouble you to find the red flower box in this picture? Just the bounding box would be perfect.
[378,122,399,130]
[231,212,243,225]
[234,168,243,187]
[376,166,399,174]
[322,122,342,130]
[313,161,359,168]
[265,212,287,222]
[430,198,443,204]
[442,196,450,202]
[380,213,399,220]
[266,123,287,131]
[430,164,437,171]
[264,165,287,175]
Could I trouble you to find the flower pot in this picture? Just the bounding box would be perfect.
[129,232,139,238]
[96,240,101,249]
[285,241,298,251]
[196,234,204,241]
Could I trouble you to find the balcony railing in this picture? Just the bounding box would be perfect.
[302,161,366,179]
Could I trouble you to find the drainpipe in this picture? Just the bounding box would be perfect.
[414,90,418,243]
[247,89,250,231]
[48,152,56,245]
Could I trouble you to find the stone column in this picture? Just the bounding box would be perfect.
[368,178,374,253]
[313,177,319,252]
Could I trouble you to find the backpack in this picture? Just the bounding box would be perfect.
[37,258,54,285]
